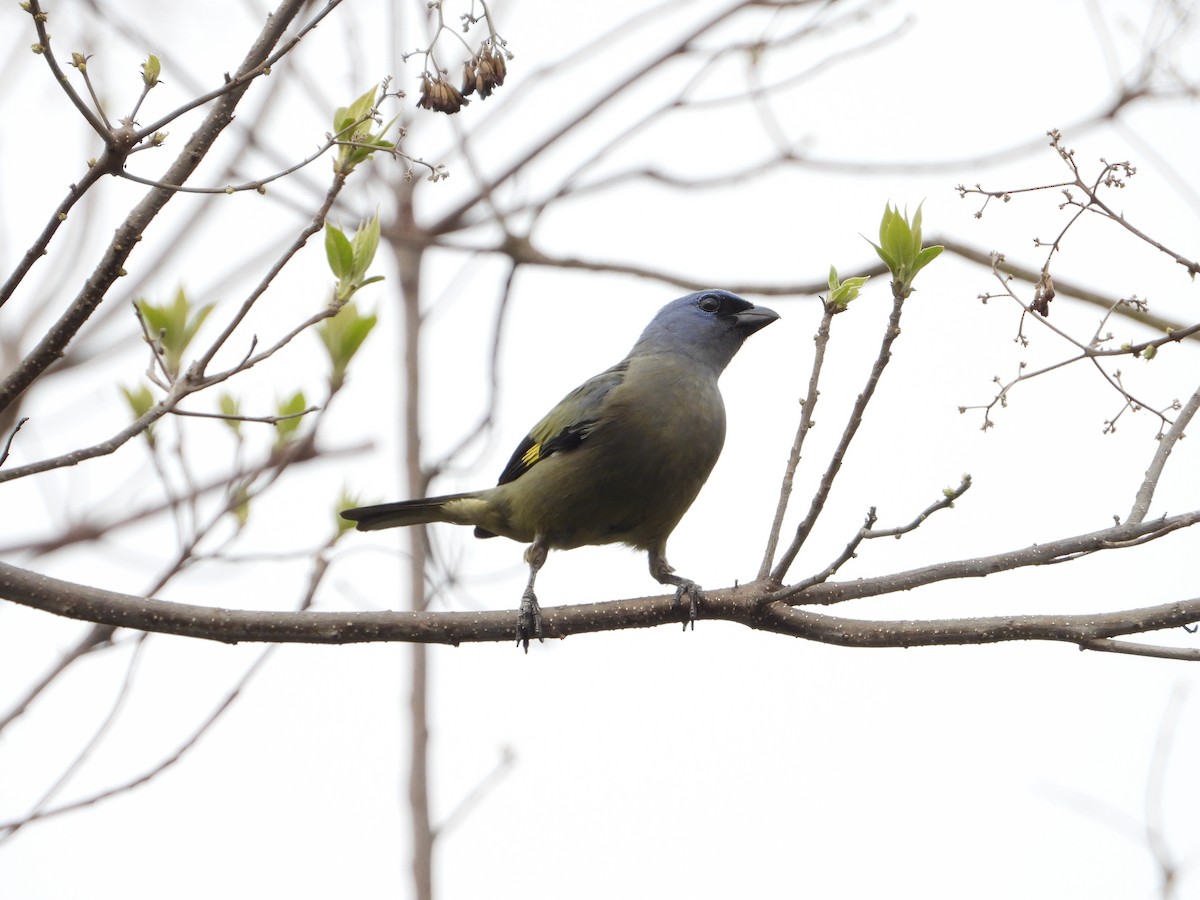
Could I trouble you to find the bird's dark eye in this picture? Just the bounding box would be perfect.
[697,294,721,313]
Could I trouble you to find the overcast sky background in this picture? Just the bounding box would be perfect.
[2,1,1199,897]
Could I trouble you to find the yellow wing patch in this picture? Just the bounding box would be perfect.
[521,443,542,467]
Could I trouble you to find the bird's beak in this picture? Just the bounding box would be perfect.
[733,305,779,335]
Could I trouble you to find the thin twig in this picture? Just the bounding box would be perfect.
[24,1,111,136]
[131,0,348,141]
[433,745,516,839]
[0,646,275,834]
[0,442,364,558]
[770,283,909,583]
[866,475,973,539]
[0,0,314,416]
[0,636,147,844]
[784,508,876,593]
[759,304,835,578]
[770,513,1200,604]
[171,405,320,425]
[429,1,770,235]
[192,173,347,374]
[0,417,29,467]
[1082,639,1200,662]
[0,386,182,484]
[0,624,114,735]
[1127,382,1200,524]
[1144,684,1186,896]
[0,164,107,313]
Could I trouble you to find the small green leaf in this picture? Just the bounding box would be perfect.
[325,224,354,280]
[345,86,378,130]
[120,384,157,446]
[328,215,384,303]
[865,202,943,296]
[333,85,396,174]
[912,244,944,279]
[318,301,378,389]
[334,486,364,539]
[274,391,308,446]
[135,286,213,378]
[350,214,381,284]
[141,54,161,87]
[910,204,925,254]
[332,85,377,137]
[332,106,354,136]
[825,265,870,312]
[229,485,251,527]
[872,244,898,273]
[218,392,242,436]
[121,384,154,418]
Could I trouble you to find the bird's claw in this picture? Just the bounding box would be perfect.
[673,581,703,631]
[516,591,544,653]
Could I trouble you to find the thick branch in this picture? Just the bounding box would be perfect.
[749,596,1200,650]
[2,512,1198,651]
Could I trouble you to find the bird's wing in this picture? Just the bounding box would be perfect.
[494,360,629,485]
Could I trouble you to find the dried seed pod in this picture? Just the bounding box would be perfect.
[417,73,469,114]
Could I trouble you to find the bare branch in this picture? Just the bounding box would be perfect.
[0,165,106,312]
[770,284,909,582]
[0,635,147,843]
[455,234,832,296]
[2,512,1198,648]
[772,513,1200,604]
[759,304,835,577]
[784,508,876,593]
[939,238,1200,338]
[0,390,179,484]
[1074,639,1200,662]
[753,596,1200,651]
[23,1,111,137]
[1127,381,1200,524]
[0,623,113,735]
[865,475,974,539]
[191,173,347,375]
[131,0,349,142]
[0,644,275,835]
[0,441,364,558]
[433,745,515,839]
[0,417,28,467]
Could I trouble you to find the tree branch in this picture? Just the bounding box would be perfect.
[770,283,909,582]
[769,512,1200,604]
[3,511,1198,649]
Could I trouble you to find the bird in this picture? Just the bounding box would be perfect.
[341,289,779,649]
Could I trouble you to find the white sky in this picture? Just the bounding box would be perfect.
[2,1,1199,897]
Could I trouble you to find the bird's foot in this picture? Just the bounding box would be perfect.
[516,590,544,653]
[672,580,704,632]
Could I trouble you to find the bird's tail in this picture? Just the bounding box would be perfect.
[341,492,483,531]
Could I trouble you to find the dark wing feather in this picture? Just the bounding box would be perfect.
[494,360,629,485]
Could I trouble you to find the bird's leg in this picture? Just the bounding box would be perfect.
[517,537,548,652]
[648,549,703,631]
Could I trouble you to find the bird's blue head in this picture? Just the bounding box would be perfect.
[631,289,779,371]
